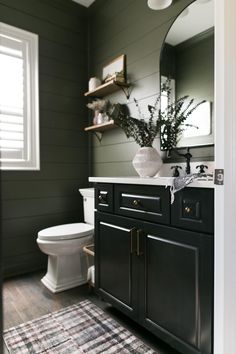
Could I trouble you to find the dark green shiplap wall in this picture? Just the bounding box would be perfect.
[88,0,214,176]
[0,0,89,277]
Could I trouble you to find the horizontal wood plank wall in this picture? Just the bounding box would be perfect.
[0,0,89,277]
[88,0,214,177]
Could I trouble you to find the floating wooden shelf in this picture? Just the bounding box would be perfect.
[84,120,116,132]
[84,120,117,142]
[84,80,129,98]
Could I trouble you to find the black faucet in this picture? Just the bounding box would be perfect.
[175,147,192,175]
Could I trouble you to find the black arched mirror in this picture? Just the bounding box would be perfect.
[160,0,214,151]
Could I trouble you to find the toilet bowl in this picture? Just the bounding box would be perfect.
[37,188,94,293]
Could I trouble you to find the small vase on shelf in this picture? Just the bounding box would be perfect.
[93,110,99,125]
[96,113,104,125]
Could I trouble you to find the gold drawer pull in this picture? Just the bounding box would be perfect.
[132,199,140,207]
[184,206,192,213]
[98,195,106,203]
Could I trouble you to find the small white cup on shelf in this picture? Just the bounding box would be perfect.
[89,77,101,91]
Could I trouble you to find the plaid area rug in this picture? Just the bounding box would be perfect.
[3,299,155,353]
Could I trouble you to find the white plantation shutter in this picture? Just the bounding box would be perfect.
[0,22,39,170]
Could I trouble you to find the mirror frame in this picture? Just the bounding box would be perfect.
[159,0,214,153]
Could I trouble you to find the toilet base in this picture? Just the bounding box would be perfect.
[41,251,87,293]
[41,273,86,293]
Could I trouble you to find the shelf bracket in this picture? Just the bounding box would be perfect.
[94,131,103,143]
[118,84,132,101]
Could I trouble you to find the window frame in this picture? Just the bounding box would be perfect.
[0,22,40,170]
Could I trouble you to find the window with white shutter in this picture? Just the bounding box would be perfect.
[0,22,39,170]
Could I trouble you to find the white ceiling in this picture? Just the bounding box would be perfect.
[72,0,96,7]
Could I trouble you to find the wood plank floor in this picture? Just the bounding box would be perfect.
[3,271,180,354]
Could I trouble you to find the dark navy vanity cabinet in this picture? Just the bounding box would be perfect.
[94,183,214,354]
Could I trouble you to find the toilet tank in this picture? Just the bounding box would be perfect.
[79,188,94,225]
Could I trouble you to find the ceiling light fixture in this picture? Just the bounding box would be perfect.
[147,0,173,10]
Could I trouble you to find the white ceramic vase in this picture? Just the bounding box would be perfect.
[132,147,163,177]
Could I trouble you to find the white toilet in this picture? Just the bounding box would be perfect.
[37,188,94,293]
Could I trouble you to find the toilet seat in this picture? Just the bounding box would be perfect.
[38,223,94,241]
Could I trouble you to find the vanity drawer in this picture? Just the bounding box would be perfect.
[95,183,113,213]
[171,188,214,234]
[114,184,170,224]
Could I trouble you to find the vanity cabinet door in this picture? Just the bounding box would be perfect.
[171,187,214,234]
[139,223,213,354]
[95,183,113,213]
[95,212,141,320]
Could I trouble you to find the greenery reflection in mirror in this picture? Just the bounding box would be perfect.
[160,0,214,152]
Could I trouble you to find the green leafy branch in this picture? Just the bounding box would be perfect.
[110,79,205,150]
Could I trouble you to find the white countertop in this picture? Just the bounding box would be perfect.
[89,176,214,189]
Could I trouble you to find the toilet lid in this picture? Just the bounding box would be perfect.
[38,223,94,241]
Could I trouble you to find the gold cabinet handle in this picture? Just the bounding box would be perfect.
[136,229,143,256]
[184,206,192,213]
[130,227,136,254]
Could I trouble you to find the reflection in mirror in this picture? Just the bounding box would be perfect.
[160,0,214,151]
